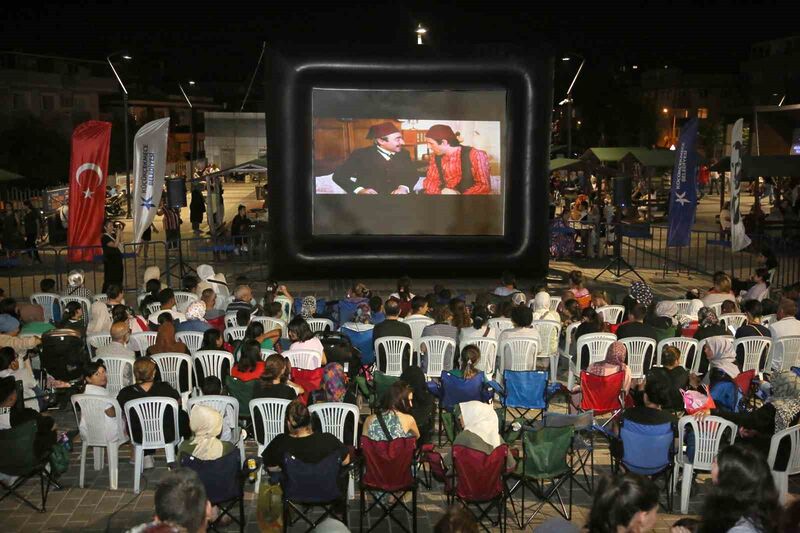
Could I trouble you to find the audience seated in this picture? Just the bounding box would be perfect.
[362,380,420,441]
[200,328,231,354]
[645,346,688,411]
[62,269,94,300]
[286,317,325,364]
[458,305,496,345]
[646,301,679,339]
[531,291,560,323]
[80,360,126,442]
[87,284,125,335]
[225,285,255,316]
[693,307,728,345]
[97,321,136,361]
[497,305,540,349]
[452,400,514,469]
[400,366,435,444]
[252,353,297,400]
[38,278,62,323]
[200,288,224,322]
[572,307,605,365]
[586,474,659,532]
[149,289,187,327]
[587,341,632,393]
[230,340,264,382]
[567,270,591,309]
[0,375,57,468]
[734,299,771,369]
[127,468,212,533]
[0,346,41,411]
[701,271,737,309]
[622,373,678,428]
[176,302,214,334]
[178,405,235,461]
[59,301,86,336]
[767,298,800,372]
[147,315,190,357]
[615,303,659,342]
[622,281,654,318]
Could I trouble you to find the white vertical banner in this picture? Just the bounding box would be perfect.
[729,118,752,252]
[132,118,170,243]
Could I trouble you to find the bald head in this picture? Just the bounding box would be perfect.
[235,285,252,302]
[778,298,798,320]
[110,321,131,343]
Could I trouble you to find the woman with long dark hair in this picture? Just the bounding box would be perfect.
[586,473,659,532]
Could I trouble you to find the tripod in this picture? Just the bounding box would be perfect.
[594,217,645,282]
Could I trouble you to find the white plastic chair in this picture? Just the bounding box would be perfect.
[87,333,112,359]
[146,302,162,317]
[309,403,360,498]
[559,322,581,381]
[62,295,92,323]
[463,338,498,377]
[224,326,247,343]
[708,302,724,317]
[307,318,335,333]
[619,337,657,379]
[260,348,278,361]
[249,398,291,493]
[188,395,244,464]
[192,350,234,386]
[136,293,149,307]
[720,313,747,332]
[151,353,194,406]
[674,299,691,316]
[656,337,700,368]
[71,394,128,490]
[767,424,800,504]
[30,293,59,323]
[252,316,286,335]
[404,317,435,353]
[130,331,158,354]
[487,318,514,333]
[419,336,457,380]
[596,305,625,325]
[175,331,204,354]
[124,396,182,493]
[498,337,540,374]
[762,314,778,326]
[769,336,800,372]
[549,295,561,311]
[225,312,240,329]
[274,295,293,323]
[674,415,737,514]
[532,320,562,376]
[284,349,321,370]
[173,291,198,313]
[733,337,772,376]
[102,356,135,397]
[374,337,414,377]
[93,293,109,304]
[570,333,617,390]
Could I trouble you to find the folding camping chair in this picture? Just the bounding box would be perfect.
[355,371,399,412]
[572,370,626,428]
[182,451,246,532]
[0,420,59,512]
[616,418,676,511]
[434,371,496,445]
[537,411,596,494]
[450,445,510,533]
[359,436,418,533]
[282,450,349,532]
[499,370,549,432]
[508,425,574,527]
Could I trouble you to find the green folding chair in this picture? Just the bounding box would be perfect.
[508,425,574,528]
[0,420,58,512]
[355,371,398,412]
[224,375,255,436]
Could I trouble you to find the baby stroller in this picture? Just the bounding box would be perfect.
[39,329,90,407]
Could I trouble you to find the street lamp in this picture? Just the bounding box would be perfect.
[415,24,427,45]
[107,51,133,217]
[662,107,677,148]
[178,81,196,181]
[560,53,585,158]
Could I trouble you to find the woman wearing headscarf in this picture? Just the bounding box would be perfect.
[146,315,190,356]
[400,366,435,444]
[300,296,317,320]
[531,291,560,323]
[588,341,632,393]
[697,335,739,387]
[178,404,234,461]
[142,266,160,292]
[645,301,679,341]
[693,307,728,343]
[452,400,514,469]
[622,281,654,318]
[176,301,214,334]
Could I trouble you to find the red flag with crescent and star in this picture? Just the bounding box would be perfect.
[67,121,112,262]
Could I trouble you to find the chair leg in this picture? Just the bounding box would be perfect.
[239,496,245,533]
[165,443,176,465]
[359,485,366,532]
[133,446,143,494]
[776,472,789,505]
[680,464,693,514]
[79,441,87,488]
[108,443,119,491]
[412,486,418,533]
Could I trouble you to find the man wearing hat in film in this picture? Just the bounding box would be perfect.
[331,122,419,195]
[423,124,492,195]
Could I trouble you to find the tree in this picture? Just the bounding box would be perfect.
[0,114,70,187]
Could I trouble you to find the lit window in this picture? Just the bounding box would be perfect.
[697,108,708,119]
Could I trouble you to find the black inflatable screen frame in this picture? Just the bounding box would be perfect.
[265,47,553,279]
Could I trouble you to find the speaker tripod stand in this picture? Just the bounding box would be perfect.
[594,220,645,283]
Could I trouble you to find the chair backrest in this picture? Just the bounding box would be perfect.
[576,332,617,369]
[124,396,180,447]
[762,314,778,326]
[440,371,489,412]
[619,337,657,379]
[71,393,124,445]
[541,411,594,432]
[768,425,800,476]
[252,316,286,335]
[359,436,417,491]
[137,292,149,307]
[103,356,135,397]
[62,295,92,322]
[532,320,561,356]
[620,420,674,475]
[677,415,737,470]
[284,349,321,370]
[580,370,625,414]
[452,444,508,501]
[374,337,413,377]
[773,336,800,372]
[499,337,540,371]
[130,331,158,353]
[192,350,234,384]
[308,403,360,446]
[173,291,198,313]
[260,348,277,361]
[249,398,291,449]
[93,293,108,303]
[273,295,293,322]
[419,336,457,379]
[151,353,194,394]
[224,326,247,343]
[462,338,498,377]
[225,312,239,329]
[146,302,162,316]
[503,370,548,410]
[596,305,625,325]
[709,302,724,317]
[187,395,239,441]
[674,300,692,316]
[561,322,581,357]
[176,331,204,354]
[487,317,514,333]
[404,317,435,352]
[733,337,772,373]
[0,420,39,475]
[720,313,747,332]
[341,326,375,366]
[306,318,334,333]
[87,333,113,358]
[520,426,573,479]
[181,451,243,505]
[656,337,699,368]
[282,450,344,503]
[549,295,561,311]
[30,293,59,323]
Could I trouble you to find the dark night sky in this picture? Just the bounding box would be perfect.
[3,1,798,89]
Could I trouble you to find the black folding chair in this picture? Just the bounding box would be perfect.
[181,450,246,532]
[281,450,349,532]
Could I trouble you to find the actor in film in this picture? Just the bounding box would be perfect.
[423,124,492,195]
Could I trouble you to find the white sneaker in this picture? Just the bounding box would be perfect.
[143,455,155,470]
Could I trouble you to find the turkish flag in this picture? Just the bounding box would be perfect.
[67,121,112,262]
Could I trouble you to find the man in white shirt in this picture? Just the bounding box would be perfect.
[768,298,800,371]
[405,296,430,320]
[497,306,541,370]
[148,288,186,327]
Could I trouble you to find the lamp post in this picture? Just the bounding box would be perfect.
[662,107,677,148]
[106,52,133,217]
[561,54,585,158]
[415,24,427,45]
[178,81,195,181]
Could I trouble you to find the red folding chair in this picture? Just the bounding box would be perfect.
[291,367,323,405]
[359,436,418,533]
[575,370,626,428]
[734,369,757,409]
[450,444,509,533]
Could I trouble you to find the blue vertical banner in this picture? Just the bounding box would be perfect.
[667,118,699,247]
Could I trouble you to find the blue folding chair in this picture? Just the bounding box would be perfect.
[341,326,375,367]
[617,419,675,511]
[281,450,348,532]
[433,371,496,445]
[710,380,743,413]
[500,370,549,433]
[181,451,246,532]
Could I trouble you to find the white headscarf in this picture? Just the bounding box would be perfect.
[189,405,224,460]
[459,401,502,449]
[705,336,740,379]
[688,299,704,318]
[533,292,550,312]
[196,264,215,283]
[142,266,160,286]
